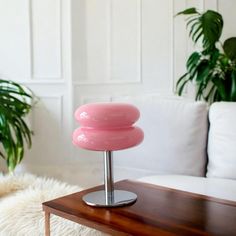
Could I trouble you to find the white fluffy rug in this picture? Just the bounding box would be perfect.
[0,173,108,236]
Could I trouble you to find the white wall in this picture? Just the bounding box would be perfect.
[0,0,235,187]
[0,0,74,177]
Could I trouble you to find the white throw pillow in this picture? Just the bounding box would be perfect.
[114,98,208,177]
[207,102,236,179]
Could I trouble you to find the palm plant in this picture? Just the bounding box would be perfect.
[176,8,236,103]
[0,79,34,172]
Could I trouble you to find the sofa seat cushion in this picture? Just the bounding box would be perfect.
[138,175,236,202]
[207,102,236,179]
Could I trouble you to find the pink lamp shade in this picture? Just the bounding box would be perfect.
[72,103,144,151]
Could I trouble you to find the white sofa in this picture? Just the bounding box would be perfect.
[113,99,236,202]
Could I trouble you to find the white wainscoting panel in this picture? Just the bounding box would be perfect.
[218,0,236,41]
[141,0,173,91]
[110,0,141,82]
[204,0,218,10]
[186,0,203,9]
[173,0,186,93]
[24,96,64,165]
[73,0,110,83]
[0,0,31,79]
[31,0,62,79]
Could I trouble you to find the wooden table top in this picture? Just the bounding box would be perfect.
[43,180,236,236]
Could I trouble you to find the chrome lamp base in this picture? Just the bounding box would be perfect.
[83,190,137,207]
[82,151,137,208]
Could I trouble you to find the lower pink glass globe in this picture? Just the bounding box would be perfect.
[73,126,144,151]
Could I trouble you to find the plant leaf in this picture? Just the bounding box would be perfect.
[176,73,188,95]
[195,60,211,83]
[176,8,199,16]
[0,79,34,172]
[182,9,223,49]
[204,83,217,103]
[212,75,227,100]
[223,37,236,61]
[230,70,236,101]
[200,10,223,48]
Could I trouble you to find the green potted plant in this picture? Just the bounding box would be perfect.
[0,79,34,172]
[176,8,236,103]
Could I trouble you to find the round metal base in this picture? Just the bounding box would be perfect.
[82,190,137,207]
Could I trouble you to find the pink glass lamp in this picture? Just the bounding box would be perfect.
[72,103,144,207]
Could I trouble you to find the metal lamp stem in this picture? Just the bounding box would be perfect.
[104,151,114,204]
[82,150,137,207]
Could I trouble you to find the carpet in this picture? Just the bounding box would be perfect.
[0,173,108,236]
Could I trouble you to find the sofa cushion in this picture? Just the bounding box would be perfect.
[207,102,236,179]
[138,175,236,202]
[114,98,208,177]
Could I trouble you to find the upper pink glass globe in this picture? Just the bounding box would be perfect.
[73,103,144,151]
[74,103,140,129]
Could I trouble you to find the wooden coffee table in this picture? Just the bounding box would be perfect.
[43,180,236,236]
